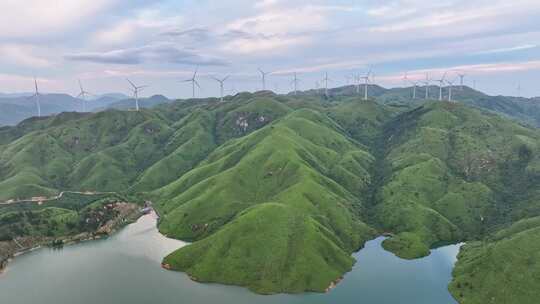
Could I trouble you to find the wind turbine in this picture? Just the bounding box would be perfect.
[291,72,301,96]
[435,72,447,101]
[446,77,457,102]
[422,73,431,99]
[402,72,419,99]
[359,68,372,100]
[29,77,41,117]
[76,79,92,112]
[182,67,201,98]
[457,72,466,90]
[126,78,148,111]
[211,75,230,102]
[517,83,522,98]
[322,72,332,98]
[258,68,271,91]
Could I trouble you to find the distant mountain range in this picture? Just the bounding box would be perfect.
[0,92,168,126]
[296,84,540,127]
[99,94,171,111]
[1,86,538,128]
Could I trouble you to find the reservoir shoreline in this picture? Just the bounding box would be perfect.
[0,203,143,275]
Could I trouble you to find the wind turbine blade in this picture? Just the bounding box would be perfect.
[194,80,201,89]
[78,79,84,92]
[193,66,199,78]
[126,78,136,89]
[222,75,230,82]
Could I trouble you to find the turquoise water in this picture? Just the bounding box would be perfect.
[0,213,460,304]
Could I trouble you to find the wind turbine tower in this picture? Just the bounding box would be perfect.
[30,77,41,117]
[291,72,300,96]
[77,79,92,112]
[126,79,148,111]
[323,72,331,98]
[436,72,447,101]
[211,75,229,102]
[422,73,431,99]
[258,68,271,91]
[360,68,372,100]
[458,73,466,90]
[183,67,201,98]
[446,78,456,102]
[402,72,418,99]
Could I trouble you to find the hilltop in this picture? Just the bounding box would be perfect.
[296,84,540,128]
[2,85,539,129]
[0,92,539,300]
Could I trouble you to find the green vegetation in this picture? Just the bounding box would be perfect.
[0,193,129,240]
[1,91,540,299]
[449,217,540,303]
[159,109,376,293]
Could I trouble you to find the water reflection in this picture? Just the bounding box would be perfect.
[0,213,461,304]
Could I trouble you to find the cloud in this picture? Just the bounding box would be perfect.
[0,73,61,92]
[367,0,540,34]
[0,0,117,39]
[378,60,540,84]
[221,35,308,54]
[91,8,184,46]
[0,44,52,68]
[474,44,538,55]
[218,2,358,54]
[162,28,213,42]
[65,43,228,66]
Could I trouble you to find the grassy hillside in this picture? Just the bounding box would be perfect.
[449,217,540,303]
[0,94,292,201]
[158,109,376,293]
[1,92,540,299]
[374,102,540,259]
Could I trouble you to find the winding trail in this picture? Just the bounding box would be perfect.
[0,191,117,206]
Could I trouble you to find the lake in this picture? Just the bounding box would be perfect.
[0,212,460,304]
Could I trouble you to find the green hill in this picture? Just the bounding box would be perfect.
[160,109,377,293]
[449,217,540,304]
[1,93,539,300]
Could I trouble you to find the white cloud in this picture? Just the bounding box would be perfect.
[221,35,308,54]
[65,43,227,66]
[379,60,540,83]
[0,0,117,39]
[474,44,538,55]
[368,0,540,33]
[0,44,52,68]
[0,73,61,93]
[91,8,184,46]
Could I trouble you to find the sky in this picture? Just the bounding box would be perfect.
[1,0,539,99]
